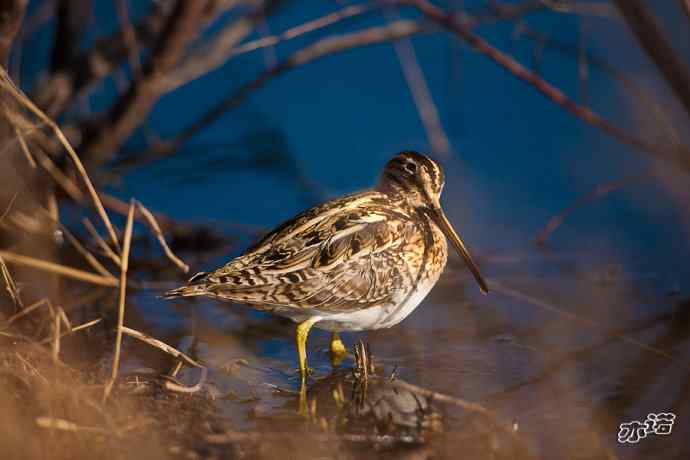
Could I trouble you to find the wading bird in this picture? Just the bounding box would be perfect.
[164,151,488,382]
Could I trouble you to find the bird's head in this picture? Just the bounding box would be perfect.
[378,151,489,294]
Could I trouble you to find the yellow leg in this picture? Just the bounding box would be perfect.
[330,332,347,368]
[295,317,320,382]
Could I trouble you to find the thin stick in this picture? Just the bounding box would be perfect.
[33,148,86,203]
[2,298,49,327]
[0,191,18,224]
[39,318,102,344]
[488,279,672,359]
[0,68,121,250]
[35,205,113,277]
[239,4,374,55]
[0,250,118,287]
[58,223,115,278]
[82,217,121,266]
[104,200,134,401]
[164,366,207,393]
[15,127,36,168]
[52,309,61,362]
[388,8,450,156]
[121,326,203,368]
[134,200,189,273]
[411,0,690,172]
[389,378,522,444]
[535,172,652,244]
[0,254,23,310]
[36,417,106,434]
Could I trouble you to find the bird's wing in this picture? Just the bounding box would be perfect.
[197,191,419,313]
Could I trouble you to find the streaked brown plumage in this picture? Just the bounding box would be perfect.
[164,151,488,379]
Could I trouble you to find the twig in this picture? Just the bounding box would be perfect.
[613,0,690,118]
[36,417,106,433]
[205,429,426,446]
[14,126,36,168]
[33,148,86,203]
[121,326,203,368]
[230,3,374,57]
[488,279,672,359]
[34,206,114,278]
[164,366,208,393]
[388,8,450,156]
[39,318,103,344]
[0,191,18,224]
[535,172,652,244]
[168,2,373,90]
[114,0,141,76]
[82,217,122,267]
[2,298,49,327]
[52,307,61,362]
[104,199,135,401]
[410,0,690,172]
[0,68,122,250]
[512,20,681,146]
[58,222,115,278]
[134,200,189,273]
[80,0,208,167]
[140,20,428,165]
[165,1,277,91]
[0,254,22,310]
[0,250,118,287]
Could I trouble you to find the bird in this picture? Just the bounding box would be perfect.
[163,151,488,383]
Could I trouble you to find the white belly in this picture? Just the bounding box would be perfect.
[306,278,437,332]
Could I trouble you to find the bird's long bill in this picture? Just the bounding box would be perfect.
[430,207,489,294]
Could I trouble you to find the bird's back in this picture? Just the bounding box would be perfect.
[164,190,447,318]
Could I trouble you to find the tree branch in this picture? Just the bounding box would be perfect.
[122,19,430,168]
[78,0,209,168]
[411,0,690,172]
[165,0,283,91]
[32,0,173,117]
[613,0,690,119]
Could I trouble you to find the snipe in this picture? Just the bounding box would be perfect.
[164,151,488,382]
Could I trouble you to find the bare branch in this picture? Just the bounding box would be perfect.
[389,12,450,156]
[113,0,142,77]
[32,0,172,117]
[535,172,652,245]
[121,326,203,368]
[513,21,681,146]
[165,0,283,91]
[411,0,690,172]
[613,0,690,118]
[140,20,429,165]
[134,200,189,273]
[80,0,209,168]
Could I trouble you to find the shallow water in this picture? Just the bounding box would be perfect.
[108,242,690,459]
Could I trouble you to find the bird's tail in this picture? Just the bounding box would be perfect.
[161,283,208,299]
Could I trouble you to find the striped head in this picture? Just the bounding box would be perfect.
[378,151,489,294]
[378,151,445,209]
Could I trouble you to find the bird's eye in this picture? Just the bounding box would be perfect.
[405,162,417,173]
